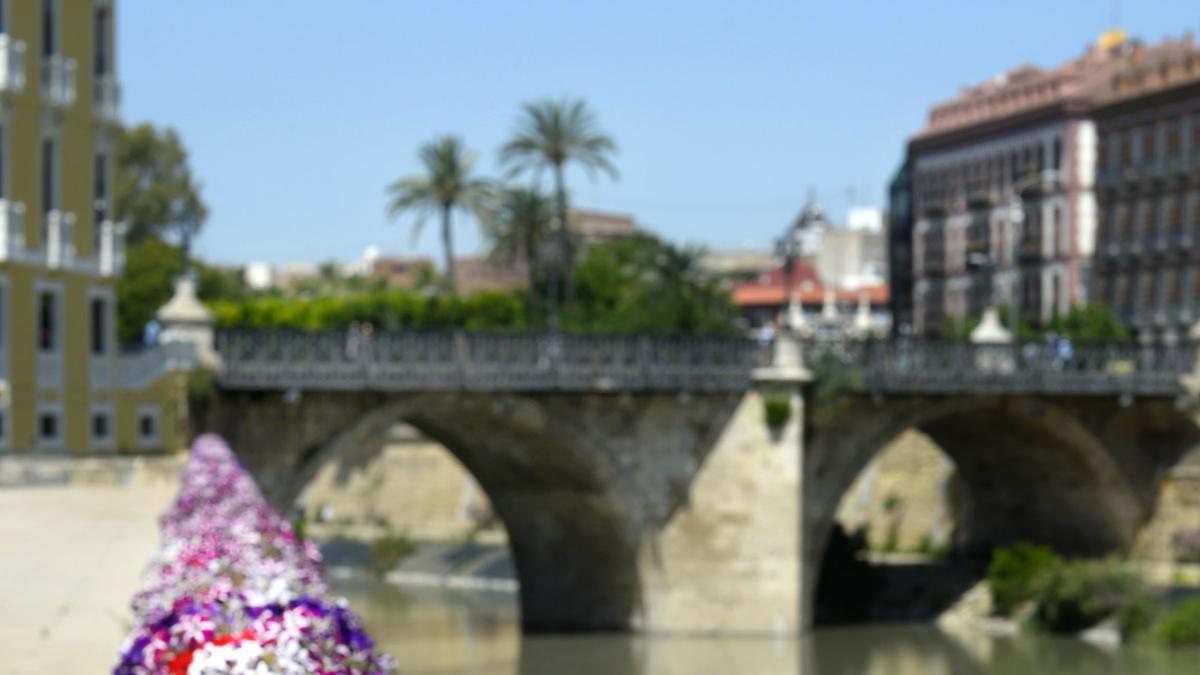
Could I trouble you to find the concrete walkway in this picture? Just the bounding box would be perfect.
[0,484,175,674]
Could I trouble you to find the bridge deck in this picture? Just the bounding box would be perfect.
[213,331,1197,397]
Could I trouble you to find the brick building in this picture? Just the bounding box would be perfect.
[1091,37,1200,343]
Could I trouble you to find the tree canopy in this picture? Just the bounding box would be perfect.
[386,135,494,294]
[499,98,618,321]
[115,123,208,249]
[567,233,739,335]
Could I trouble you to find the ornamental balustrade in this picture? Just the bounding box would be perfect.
[213,330,1199,397]
[845,340,1195,397]
[214,330,768,392]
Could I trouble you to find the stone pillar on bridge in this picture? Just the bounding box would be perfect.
[157,275,220,368]
[969,306,1014,372]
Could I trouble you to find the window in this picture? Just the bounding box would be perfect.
[0,0,6,35]
[40,136,56,247]
[1142,125,1156,163]
[137,406,160,446]
[94,7,110,76]
[41,1,54,56]
[1052,137,1062,171]
[38,290,57,351]
[0,124,5,200]
[90,407,113,448]
[1167,118,1182,159]
[0,408,7,449]
[37,408,60,446]
[1139,270,1155,309]
[93,151,110,256]
[1051,206,1062,257]
[90,296,107,355]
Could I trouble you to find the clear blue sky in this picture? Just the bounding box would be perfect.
[122,1,1198,266]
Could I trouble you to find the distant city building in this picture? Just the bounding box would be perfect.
[726,201,891,335]
[887,162,916,334]
[569,208,638,243]
[244,262,274,290]
[786,200,887,292]
[699,250,777,284]
[452,256,529,294]
[370,256,434,288]
[897,29,1200,338]
[1091,35,1200,343]
[730,259,891,336]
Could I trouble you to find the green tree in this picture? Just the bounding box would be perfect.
[570,233,738,335]
[484,187,555,322]
[499,99,618,320]
[117,238,247,345]
[386,135,494,295]
[1046,304,1131,344]
[117,237,182,344]
[115,123,208,262]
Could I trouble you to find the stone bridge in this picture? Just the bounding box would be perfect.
[193,330,1200,634]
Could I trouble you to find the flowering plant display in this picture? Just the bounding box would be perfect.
[114,434,395,674]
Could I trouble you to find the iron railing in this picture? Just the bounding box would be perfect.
[214,330,766,392]
[849,340,1194,397]
[214,330,1198,397]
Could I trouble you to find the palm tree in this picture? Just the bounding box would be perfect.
[499,99,618,323]
[484,187,556,321]
[386,135,493,295]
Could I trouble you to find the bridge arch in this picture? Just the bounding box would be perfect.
[200,387,748,633]
[805,393,1200,624]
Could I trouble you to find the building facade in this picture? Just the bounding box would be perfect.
[887,161,914,334]
[899,34,1165,335]
[0,1,180,454]
[1092,40,1200,343]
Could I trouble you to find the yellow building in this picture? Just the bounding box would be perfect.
[1,0,184,455]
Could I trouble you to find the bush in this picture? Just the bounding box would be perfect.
[988,543,1061,616]
[1032,559,1147,634]
[1156,596,1200,647]
[368,531,416,578]
[763,392,791,429]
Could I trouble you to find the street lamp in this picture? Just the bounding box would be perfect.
[775,227,805,333]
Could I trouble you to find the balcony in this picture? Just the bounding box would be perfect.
[0,200,25,260]
[94,74,121,123]
[0,35,26,94]
[44,210,76,269]
[98,219,126,276]
[1018,239,1042,263]
[40,54,76,108]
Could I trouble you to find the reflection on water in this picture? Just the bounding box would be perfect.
[331,574,1200,674]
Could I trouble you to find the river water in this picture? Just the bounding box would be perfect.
[330,573,1199,674]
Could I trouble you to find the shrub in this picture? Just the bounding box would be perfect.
[763,391,791,429]
[1032,559,1147,634]
[988,543,1061,616]
[1156,596,1200,647]
[368,531,416,578]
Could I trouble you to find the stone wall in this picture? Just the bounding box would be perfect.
[1133,444,1200,564]
[299,423,498,542]
[835,429,954,553]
